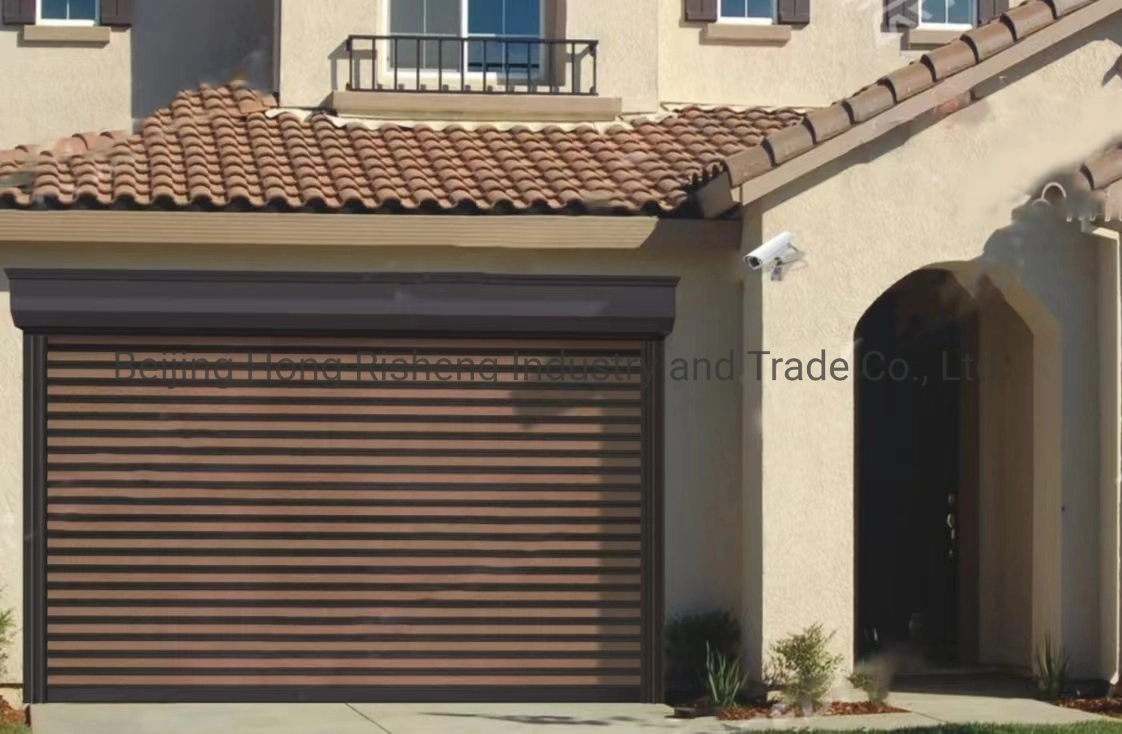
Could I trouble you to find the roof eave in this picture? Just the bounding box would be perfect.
[701,0,1122,218]
[0,209,738,249]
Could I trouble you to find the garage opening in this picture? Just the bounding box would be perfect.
[12,270,674,704]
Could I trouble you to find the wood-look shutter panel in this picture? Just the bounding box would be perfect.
[684,0,719,22]
[99,0,133,27]
[977,0,1009,23]
[42,334,648,703]
[2,0,35,26]
[883,0,919,30]
[777,0,810,24]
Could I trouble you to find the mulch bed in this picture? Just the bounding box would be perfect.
[0,699,26,727]
[716,700,905,720]
[1059,697,1122,718]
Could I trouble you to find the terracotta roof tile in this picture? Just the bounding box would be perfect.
[1035,140,1122,219]
[0,83,804,216]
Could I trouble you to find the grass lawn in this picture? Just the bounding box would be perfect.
[797,726,1122,734]
[0,726,27,734]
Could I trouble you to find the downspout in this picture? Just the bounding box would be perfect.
[1082,221,1122,687]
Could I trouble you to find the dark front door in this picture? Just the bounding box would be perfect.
[856,275,963,663]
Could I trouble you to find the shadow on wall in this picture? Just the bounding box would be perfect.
[130,0,275,120]
[980,202,1096,678]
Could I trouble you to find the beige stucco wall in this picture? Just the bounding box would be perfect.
[0,26,131,150]
[657,0,923,107]
[747,17,1122,678]
[0,222,746,688]
[0,3,273,150]
[277,0,374,108]
[655,1,1037,108]
[977,293,1034,670]
[564,0,658,112]
[1095,231,1121,681]
[131,0,275,119]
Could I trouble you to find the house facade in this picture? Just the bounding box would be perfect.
[0,0,1120,707]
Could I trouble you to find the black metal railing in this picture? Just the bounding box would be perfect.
[344,34,599,95]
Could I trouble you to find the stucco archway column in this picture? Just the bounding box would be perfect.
[1078,223,1122,684]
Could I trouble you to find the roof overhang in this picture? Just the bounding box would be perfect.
[698,0,1122,217]
[0,210,736,249]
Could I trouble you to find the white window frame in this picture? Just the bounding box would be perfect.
[36,0,99,26]
[717,0,777,25]
[916,0,975,29]
[383,0,547,83]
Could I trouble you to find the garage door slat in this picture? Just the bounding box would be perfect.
[48,538,640,551]
[49,640,641,652]
[46,605,639,618]
[47,674,642,686]
[48,489,642,503]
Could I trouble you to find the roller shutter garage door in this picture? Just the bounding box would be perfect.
[42,335,653,703]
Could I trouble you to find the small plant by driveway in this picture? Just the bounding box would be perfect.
[705,641,748,709]
[664,609,740,699]
[1036,632,1070,701]
[766,623,844,713]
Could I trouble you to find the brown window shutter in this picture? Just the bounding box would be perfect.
[2,0,35,26]
[684,0,719,23]
[777,0,810,24]
[99,0,133,27]
[977,0,1009,23]
[883,0,919,30]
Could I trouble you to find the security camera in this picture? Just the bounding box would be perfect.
[744,231,797,271]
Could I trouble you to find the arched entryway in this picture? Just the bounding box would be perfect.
[855,268,1036,671]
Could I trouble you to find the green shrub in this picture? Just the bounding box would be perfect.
[848,666,889,704]
[664,610,740,695]
[705,642,748,708]
[767,623,843,711]
[0,602,14,681]
[1035,632,1069,701]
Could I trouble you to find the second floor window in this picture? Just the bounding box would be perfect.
[38,0,97,25]
[389,0,543,76]
[919,0,974,27]
[719,0,776,24]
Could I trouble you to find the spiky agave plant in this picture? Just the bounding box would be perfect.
[1036,632,1069,701]
[706,642,748,709]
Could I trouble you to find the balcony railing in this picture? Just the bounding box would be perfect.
[344,34,599,95]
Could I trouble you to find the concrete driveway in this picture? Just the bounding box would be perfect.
[28,694,1111,734]
[31,703,707,734]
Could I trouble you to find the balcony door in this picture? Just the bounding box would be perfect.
[388,0,544,81]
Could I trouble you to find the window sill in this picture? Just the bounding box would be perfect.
[903,27,966,48]
[330,90,623,122]
[702,22,792,45]
[21,24,112,45]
